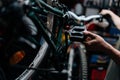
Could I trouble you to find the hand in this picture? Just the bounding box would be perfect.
[83,31,110,52]
[100,9,120,30]
[83,32,120,65]
[100,9,110,15]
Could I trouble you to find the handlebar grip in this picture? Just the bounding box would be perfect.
[100,14,111,28]
[98,14,103,22]
[100,14,111,22]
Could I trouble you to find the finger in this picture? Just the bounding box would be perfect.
[84,40,97,51]
[83,31,96,36]
[83,31,97,39]
[85,36,92,42]
[84,39,96,46]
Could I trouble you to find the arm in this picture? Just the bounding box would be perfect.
[83,31,120,65]
[100,9,120,30]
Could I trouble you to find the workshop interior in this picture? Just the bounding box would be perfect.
[0,0,120,80]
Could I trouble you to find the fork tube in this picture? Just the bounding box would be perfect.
[30,13,57,52]
[65,31,68,53]
[55,18,64,47]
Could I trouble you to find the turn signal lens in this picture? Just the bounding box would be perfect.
[9,50,25,65]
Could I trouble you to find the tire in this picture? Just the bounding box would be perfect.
[68,43,88,80]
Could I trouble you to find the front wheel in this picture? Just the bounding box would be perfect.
[68,43,88,80]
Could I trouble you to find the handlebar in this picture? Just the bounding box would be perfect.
[34,0,64,16]
[28,0,108,42]
[64,11,103,22]
[63,11,107,42]
[29,0,103,23]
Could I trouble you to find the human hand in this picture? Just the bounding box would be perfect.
[83,32,120,65]
[83,31,110,52]
[99,9,112,16]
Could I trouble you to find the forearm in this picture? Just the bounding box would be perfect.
[109,11,120,30]
[105,43,120,65]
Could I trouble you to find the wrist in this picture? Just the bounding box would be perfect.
[104,42,120,65]
[108,10,114,16]
[104,42,114,53]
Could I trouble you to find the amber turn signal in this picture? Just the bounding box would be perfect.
[9,50,25,65]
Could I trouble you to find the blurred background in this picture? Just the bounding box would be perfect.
[60,0,120,80]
